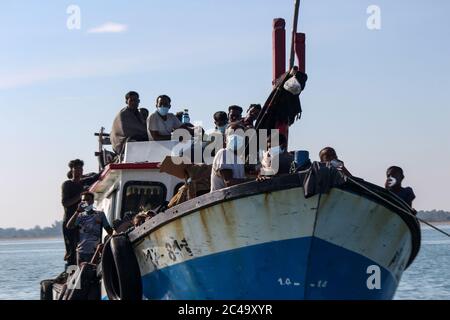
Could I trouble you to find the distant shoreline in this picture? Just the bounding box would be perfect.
[0,221,449,241]
[0,237,63,242]
[421,221,450,226]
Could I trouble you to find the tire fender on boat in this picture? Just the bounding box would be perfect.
[40,279,55,300]
[102,234,142,300]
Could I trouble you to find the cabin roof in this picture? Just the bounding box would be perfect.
[123,140,189,163]
[90,162,161,194]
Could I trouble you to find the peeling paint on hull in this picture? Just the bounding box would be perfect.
[131,187,415,300]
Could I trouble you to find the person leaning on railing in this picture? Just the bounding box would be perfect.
[385,166,416,208]
[319,147,352,177]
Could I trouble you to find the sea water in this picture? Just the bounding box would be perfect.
[0,226,448,300]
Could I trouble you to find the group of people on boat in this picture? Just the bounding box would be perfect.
[109,91,263,157]
[59,91,416,268]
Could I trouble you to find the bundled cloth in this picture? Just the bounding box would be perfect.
[256,71,308,131]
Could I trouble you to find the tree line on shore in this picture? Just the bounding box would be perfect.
[0,211,449,239]
[416,210,450,223]
[0,221,63,239]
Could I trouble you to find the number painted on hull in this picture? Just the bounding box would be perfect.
[142,238,194,268]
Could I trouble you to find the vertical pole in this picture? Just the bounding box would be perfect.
[289,0,301,70]
[272,18,286,85]
[295,32,306,73]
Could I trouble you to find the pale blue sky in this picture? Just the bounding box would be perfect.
[1,0,449,228]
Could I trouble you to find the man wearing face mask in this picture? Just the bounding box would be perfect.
[210,123,248,192]
[147,95,183,141]
[385,166,416,208]
[110,91,149,155]
[210,111,228,148]
[213,111,228,135]
[61,159,99,267]
[66,192,113,266]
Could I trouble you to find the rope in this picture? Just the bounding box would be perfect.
[346,176,450,238]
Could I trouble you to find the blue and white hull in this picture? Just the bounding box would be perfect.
[128,175,420,300]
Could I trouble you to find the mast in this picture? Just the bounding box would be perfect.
[289,0,301,70]
[272,18,286,85]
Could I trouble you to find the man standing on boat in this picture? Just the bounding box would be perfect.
[61,159,99,267]
[385,166,416,208]
[213,111,228,135]
[110,91,148,155]
[66,192,113,265]
[210,123,248,192]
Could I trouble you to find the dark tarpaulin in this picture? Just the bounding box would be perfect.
[255,71,308,131]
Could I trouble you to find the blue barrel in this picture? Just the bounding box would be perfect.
[294,150,310,167]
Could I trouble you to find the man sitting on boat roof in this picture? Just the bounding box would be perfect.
[385,166,416,208]
[110,91,149,155]
[210,122,249,192]
[228,105,243,124]
[147,95,192,141]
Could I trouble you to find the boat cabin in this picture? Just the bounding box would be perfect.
[90,141,184,225]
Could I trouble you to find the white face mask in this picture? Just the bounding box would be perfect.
[81,201,94,212]
[386,176,397,188]
[226,134,244,151]
[157,106,170,116]
[218,125,227,134]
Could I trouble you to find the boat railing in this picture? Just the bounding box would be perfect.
[94,127,114,171]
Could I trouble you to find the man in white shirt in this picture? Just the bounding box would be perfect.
[210,123,248,192]
[147,95,183,141]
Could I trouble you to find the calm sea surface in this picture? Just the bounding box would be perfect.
[0,226,448,300]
